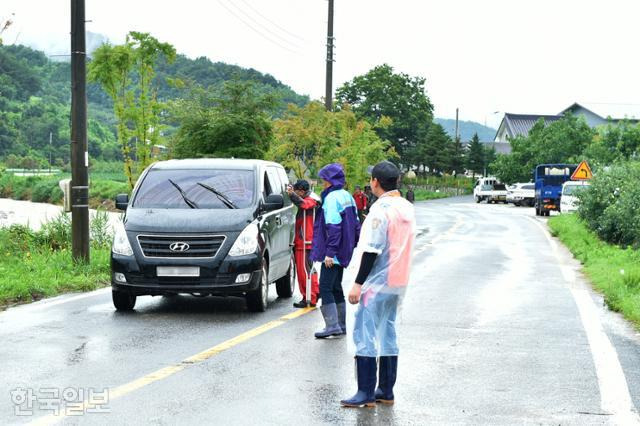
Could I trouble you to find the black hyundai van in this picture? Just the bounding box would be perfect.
[110,159,296,312]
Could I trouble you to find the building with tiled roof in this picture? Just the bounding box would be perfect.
[494,102,640,144]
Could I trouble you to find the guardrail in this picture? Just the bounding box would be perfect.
[5,169,62,176]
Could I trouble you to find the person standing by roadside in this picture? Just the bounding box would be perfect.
[364,185,376,215]
[310,163,360,338]
[353,185,368,222]
[341,161,416,408]
[286,179,320,308]
[406,186,415,204]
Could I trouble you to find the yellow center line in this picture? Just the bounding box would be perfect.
[29,306,316,426]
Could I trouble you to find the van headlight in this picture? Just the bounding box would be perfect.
[112,222,133,256]
[228,223,259,256]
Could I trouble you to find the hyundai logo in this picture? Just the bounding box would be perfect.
[169,242,190,252]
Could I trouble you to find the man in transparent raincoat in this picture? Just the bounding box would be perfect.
[341,161,416,408]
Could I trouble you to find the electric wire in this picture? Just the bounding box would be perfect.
[238,0,306,42]
[225,0,301,50]
[215,0,301,55]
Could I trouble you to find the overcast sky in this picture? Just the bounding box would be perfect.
[3,0,640,128]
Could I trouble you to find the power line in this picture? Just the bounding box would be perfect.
[215,0,300,55]
[226,0,301,50]
[238,0,306,42]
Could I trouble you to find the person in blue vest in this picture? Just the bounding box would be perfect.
[310,163,360,338]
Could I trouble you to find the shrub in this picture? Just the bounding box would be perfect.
[578,161,640,248]
[31,179,59,203]
[50,185,63,203]
[37,212,72,250]
[90,179,129,201]
[90,209,113,248]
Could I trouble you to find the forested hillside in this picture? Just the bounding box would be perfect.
[0,43,309,167]
[435,118,496,142]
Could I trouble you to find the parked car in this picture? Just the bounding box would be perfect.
[560,181,591,213]
[474,177,508,204]
[507,183,535,207]
[110,159,296,312]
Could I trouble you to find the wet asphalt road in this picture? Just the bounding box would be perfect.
[3,196,640,425]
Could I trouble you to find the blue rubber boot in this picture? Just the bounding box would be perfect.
[375,356,398,404]
[314,303,343,339]
[336,302,347,335]
[340,356,377,408]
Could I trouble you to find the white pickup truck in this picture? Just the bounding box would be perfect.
[474,178,508,204]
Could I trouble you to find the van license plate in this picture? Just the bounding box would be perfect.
[157,267,200,277]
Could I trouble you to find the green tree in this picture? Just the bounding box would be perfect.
[269,101,396,185]
[415,123,452,175]
[583,120,640,167]
[484,145,497,175]
[491,114,595,183]
[171,80,276,159]
[335,64,433,167]
[88,32,176,189]
[466,133,485,176]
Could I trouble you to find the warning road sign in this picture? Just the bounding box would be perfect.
[571,161,593,180]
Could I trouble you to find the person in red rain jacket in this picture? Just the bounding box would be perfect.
[287,179,320,308]
[353,185,368,222]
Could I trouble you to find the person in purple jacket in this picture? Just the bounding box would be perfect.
[310,163,361,339]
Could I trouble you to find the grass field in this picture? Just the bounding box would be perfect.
[413,188,451,201]
[0,172,129,208]
[0,214,112,309]
[549,214,640,327]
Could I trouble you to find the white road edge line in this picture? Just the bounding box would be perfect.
[528,216,640,424]
[1,287,111,314]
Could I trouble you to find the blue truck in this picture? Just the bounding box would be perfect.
[534,163,578,216]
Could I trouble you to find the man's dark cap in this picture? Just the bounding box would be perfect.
[293,179,310,191]
[370,161,400,186]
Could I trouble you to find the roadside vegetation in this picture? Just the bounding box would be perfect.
[577,161,640,248]
[412,188,450,202]
[549,214,640,326]
[0,211,112,308]
[547,159,640,326]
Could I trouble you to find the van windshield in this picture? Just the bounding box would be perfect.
[133,169,255,209]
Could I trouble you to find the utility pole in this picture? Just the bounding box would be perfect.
[70,0,89,262]
[324,0,334,111]
[455,107,459,141]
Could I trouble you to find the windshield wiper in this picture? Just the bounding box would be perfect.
[196,182,237,209]
[168,179,199,209]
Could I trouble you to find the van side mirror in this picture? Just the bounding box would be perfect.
[263,194,284,212]
[115,194,129,211]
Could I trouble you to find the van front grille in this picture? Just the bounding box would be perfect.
[137,234,226,258]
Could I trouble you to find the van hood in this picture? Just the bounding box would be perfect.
[123,208,254,233]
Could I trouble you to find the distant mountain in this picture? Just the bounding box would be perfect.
[435,118,496,142]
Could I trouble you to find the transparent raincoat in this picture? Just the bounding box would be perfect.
[343,192,416,357]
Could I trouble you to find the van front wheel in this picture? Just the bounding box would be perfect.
[275,254,295,298]
[247,259,269,312]
[112,290,136,311]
